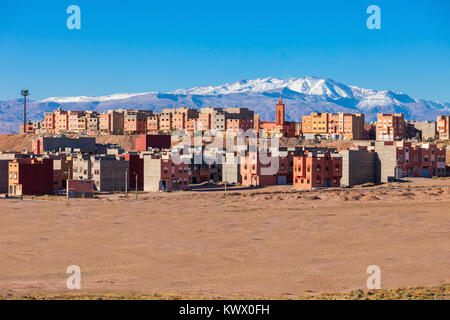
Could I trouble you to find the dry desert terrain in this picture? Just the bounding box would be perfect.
[0,178,449,299]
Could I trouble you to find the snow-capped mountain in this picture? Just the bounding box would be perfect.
[0,76,448,133]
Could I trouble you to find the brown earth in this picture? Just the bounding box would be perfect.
[0,134,137,153]
[0,178,449,299]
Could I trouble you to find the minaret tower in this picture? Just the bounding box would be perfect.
[276,97,285,126]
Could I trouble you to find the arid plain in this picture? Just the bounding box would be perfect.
[0,178,449,299]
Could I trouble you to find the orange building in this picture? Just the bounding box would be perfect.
[240,151,292,186]
[302,112,364,140]
[376,113,405,141]
[124,110,152,134]
[99,110,124,134]
[328,113,365,140]
[44,112,56,133]
[54,108,69,133]
[437,115,450,140]
[225,108,254,132]
[68,111,85,132]
[147,114,160,134]
[293,151,342,189]
[302,112,329,135]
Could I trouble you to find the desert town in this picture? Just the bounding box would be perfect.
[0,98,449,299]
[1,98,449,198]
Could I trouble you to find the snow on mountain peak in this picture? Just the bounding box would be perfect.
[169,76,356,99]
[39,92,152,103]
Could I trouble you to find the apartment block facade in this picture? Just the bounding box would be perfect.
[293,151,342,189]
[437,116,450,140]
[376,113,405,141]
[143,152,189,192]
[302,112,363,140]
[240,150,292,187]
[124,110,153,134]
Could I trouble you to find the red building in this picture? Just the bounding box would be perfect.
[8,158,53,195]
[135,134,171,152]
[394,141,446,177]
[293,151,342,189]
[118,153,144,190]
[240,151,293,187]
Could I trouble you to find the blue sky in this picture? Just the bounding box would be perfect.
[1,0,449,101]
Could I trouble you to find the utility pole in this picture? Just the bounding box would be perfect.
[135,172,138,200]
[125,168,128,197]
[223,154,227,196]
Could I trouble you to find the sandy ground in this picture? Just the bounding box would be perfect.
[0,178,449,299]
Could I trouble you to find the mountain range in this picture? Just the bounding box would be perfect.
[1,76,449,133]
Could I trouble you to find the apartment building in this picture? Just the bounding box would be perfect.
[158,107,199,132]
[328,113,365,140]
[91,155,129,192]
[302,112,329,136]
[54,108,69,133]
[376,113,405,141]
[411,121,437,140]
[293,151,342,189]
[240,150,292,186]
[68,111,85,132]
[72,154,92,180]
[72,154,129,191]
[124,110,153,134]
[147,114,160,134]
[210,108,227,131]
[99,110,124,134]
[226,108,254,132]
[437,115,450,140]
[353,141,448,182]
[86,111,100,132]
[302,112,364,140]
[8,158,53,196]
[44,112,56,133]
[395,141,446,178]
[46,154,73,191]
[0,153,34,193]
[143,151,189,192]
